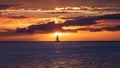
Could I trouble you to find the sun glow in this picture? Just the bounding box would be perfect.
[54,32,62,36]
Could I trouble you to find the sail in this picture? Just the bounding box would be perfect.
[56,35,59,42]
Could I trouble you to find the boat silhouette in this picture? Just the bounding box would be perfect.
[55,35,60,42]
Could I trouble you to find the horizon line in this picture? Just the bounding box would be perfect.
[0,41,120,42]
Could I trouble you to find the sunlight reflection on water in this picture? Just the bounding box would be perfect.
[0,42,120,68]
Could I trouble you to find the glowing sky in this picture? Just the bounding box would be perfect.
[0,0,120,9]
[0,0,120,41]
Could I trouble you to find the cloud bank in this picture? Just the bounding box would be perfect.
[15,13,120,33]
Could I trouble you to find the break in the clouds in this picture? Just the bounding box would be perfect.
[0,0,120,9]
[15,13,120,33]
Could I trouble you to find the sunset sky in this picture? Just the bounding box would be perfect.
[0,0,120,41]
[0,0,120,9]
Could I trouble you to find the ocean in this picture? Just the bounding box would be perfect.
[0,42,120,68]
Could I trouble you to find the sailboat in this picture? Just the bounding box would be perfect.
[55,35,60,42]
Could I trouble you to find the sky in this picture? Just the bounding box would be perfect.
[0,0,120,9]
[0,0,120,41]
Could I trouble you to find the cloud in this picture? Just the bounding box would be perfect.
[7,15,29,19]
[63,13,120,26]
[0,4,20,9]
[89,25,120,32]
[15,13,120,33]
[16,21,63,33]
[104,25,120,31]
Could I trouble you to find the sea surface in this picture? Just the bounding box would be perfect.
[0,42,120,68]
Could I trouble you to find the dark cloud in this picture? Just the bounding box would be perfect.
[16,13,120,33]
[89,28,103,32]
[64,18,97,26]
[8,15,29,19]
[28,22,62,32]
[0,4,19,9]
[73,25,120,32]
[0,13,31,19]
[103,25,120,31]
[16,22,63,33]
[64,13,120,26]
[90,25,120,32]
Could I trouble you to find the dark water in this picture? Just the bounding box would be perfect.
[0,42,120,68]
